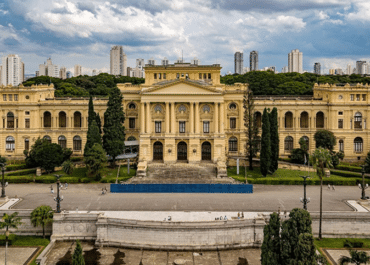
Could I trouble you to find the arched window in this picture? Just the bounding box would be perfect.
[58,135,67,148]
[154,105,162,113]
[285,112,293,128]
[229,137,238,152]
[44,111,51,128]
[74,112,81,128]
[354,137,363,153]
[316,111,324,128]
[127,136,136,141]
[339,139,344,152]
[7,112,14,129]
[178,105,186,112]
[284,136,294,151]
[73,136,82,151]
[255,112,262,128]
[25,138,29,151]
[229,103,237,110]
[128,103,136,110]
[355,112,362,129]
[300,112,309,128]
[203,105,210,113]
[6,136,15,151]
[59,111,66,128]
[43,135,52,144]
[300,136,309,151]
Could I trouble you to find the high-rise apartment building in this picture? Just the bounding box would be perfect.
[243,67,250,74]
[281,66,288,73]
[335,69,343,75]
[59,67,67,79]
[329,69,335,75]
[314,63,321,75]
[356,61,366,75]
[39,58,59,78]
[346,64,352,75]
[74,65,82,77]
[288,49,303,73]
[136,59,145,69]
[1,54,24,86]
[161,57,169,66]
[234,52,243,74]
[249,51,258,71]
[110,46,127,76]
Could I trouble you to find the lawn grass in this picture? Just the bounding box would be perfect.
[0,235,50,265]
[314,238,370,249]
[228,167,370,185]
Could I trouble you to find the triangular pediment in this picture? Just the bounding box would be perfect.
[142,80,222,95]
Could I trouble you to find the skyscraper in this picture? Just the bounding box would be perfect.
[1,54,24,86]
[234,52,243,74]
[136,59,144,69]
[356,61,366,75]
[346,64,352,75]
[74,64,82,77]
[314,63,321,75]
[249,51,258,71]
[110,46,127,76]
[39,58,59,78]
[59,67,67,79]
[288,49,303,73]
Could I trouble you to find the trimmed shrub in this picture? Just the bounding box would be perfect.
[5,169,36,176]
[4,176,33,183]
[5,164,28,171]
[344,239,364,248]
[70,157,83,162]
[34,176,56,184]
[330,170,364,178]
[59,177,80,183]
[335,165,362,173]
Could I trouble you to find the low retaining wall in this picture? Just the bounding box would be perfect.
[110,184,254,193]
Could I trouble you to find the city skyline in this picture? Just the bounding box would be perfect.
[1,1,370,75]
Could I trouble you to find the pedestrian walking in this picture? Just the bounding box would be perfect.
[65,183,68,189]
[332,185,335,191]
[328,184,331,190]
[51,187,54,194]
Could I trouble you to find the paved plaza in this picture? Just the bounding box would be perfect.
[0,246,40,265]
[5,183,363,212]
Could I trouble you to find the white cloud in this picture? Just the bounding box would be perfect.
[241,14,306,33]
[318,11,329,20]
[346,1,370,22]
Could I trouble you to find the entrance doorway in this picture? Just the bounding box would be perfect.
[153,141,163,161]
[202,142,211,160]
[177,142,187,161]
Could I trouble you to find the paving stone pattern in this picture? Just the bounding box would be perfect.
[0,246,39,265]
[128,163,237,184]
[46,241,262,265]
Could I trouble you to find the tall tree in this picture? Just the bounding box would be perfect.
[261,212,281,265]
[87,96,96,127]
[72,240,85,265]
[0,212,22,241]
[243,89,259,170]
[84,120,102,156]
[103,86,126,166]
[96,113,102,134]
[269,107,279,173]
[310,147,333,240]
[260,108,271,176]
[295,233,317,265]
[30,205,53,238]
[84,143,107,177]
[314,129,336,151]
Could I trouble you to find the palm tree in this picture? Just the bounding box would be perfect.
[310,147,332,240]
[339,249,370,265]
[0,212,23,240]
[31,205,53,238]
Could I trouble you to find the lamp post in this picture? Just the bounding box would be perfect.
[0,163,7,198]
[359,166,368,200]
[54,174,63,213]
[300,176,310,210]
[5,230,9,265]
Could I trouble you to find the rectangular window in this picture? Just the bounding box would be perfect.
[25,118,30,129]
[203,121,210,133]
[163,73,166,79]
[338,119,343,129]
[230,118,236,129]
[154,73,157,79]
[129,118,135,129]
[199,73,202,79]
[363,94,366,101]
[339,141,344,152]
[25,140,29,151]
[25,111,30,115]
[3,95,6,101]
[356,94,360,101]
[14,94,18,101]
[208,73,211,79]
[350,94,354,101]
[155,121,161,133]
[338,111,343,115]
[8,94,12,101]
[179,121,185,133]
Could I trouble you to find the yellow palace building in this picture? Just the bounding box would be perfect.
[0,63,369,176]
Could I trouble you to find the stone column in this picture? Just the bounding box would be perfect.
[195,102,200,133]
[171,103,175,133]
[146,103,151,133]
[239,101,244,130]
[190,102,194,133]
[214,103,219,133]
[141,102,145,133]
[220,103,225,133]
[165,102,170,133]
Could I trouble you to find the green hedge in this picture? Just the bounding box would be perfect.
[59,176,81,183]
[247,176,365,186]
[5,164,28,171]
[330,170,364,178]
[34,176,56,184]
[5,168,36,176]
[4,176,34,183]
[335,165,362,173]
[70,157,83,162]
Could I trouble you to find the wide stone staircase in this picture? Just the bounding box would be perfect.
[127,163,237,184]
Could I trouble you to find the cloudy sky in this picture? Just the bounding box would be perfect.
[1,0,370,75]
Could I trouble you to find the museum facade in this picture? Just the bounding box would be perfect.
[0,63,369,174]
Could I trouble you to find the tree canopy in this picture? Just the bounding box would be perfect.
[31,205,53,238]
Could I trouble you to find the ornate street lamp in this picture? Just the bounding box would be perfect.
[359,166,368,200]
[0,163,8,198]
[54,174,64,213]
[300,176,311,210]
